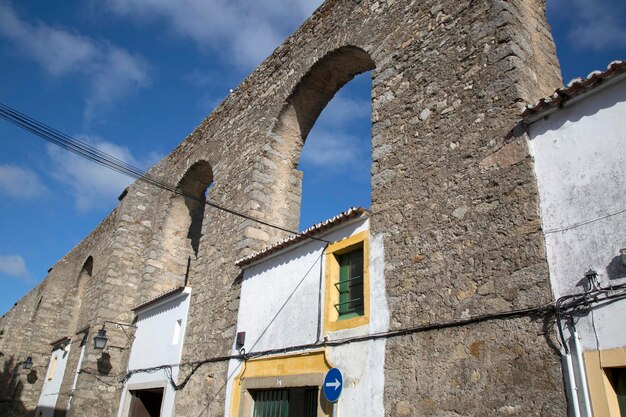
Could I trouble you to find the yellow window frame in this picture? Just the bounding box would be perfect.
[323,230,370,333]
[584,348,626,417]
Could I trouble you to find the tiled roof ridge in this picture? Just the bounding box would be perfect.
[235,207,368,267]
[522,60,626,119]
[132,286,186,312]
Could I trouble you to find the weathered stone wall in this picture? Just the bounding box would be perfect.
[0,0,567,416]
[0,208,127,416]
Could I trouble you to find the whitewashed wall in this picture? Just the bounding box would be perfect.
[528,76,626,352]
[225,217,389,417]
[116,288,191,417]
[36,345,71,417]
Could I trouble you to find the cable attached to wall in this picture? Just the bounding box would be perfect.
[554,281,626,354]
[114,301,556,392]
[88,283,626,393]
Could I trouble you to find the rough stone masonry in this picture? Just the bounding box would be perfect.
[0,0,567,416]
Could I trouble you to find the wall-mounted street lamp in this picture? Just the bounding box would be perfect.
[22,355,33,370]
[93,328,108,350]
[93,321,136,350]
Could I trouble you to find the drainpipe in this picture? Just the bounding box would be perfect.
[67,335,88,413]
[564,350,582,417]
[557,307,581,417]
[570,319,594,417]
[316,243,329,342]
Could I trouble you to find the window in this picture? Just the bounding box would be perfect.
[172,319,182,345]
[48,355,58,381]
[584,348,626,417]
[251,388,318,417]
[610,368,626,417]
[324,230,369,332]
[336,249,364,319]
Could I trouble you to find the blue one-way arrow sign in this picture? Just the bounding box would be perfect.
[323,368,343,403]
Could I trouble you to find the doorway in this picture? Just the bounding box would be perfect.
[128,388,164,417]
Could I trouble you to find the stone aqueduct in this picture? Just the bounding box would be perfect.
[1,0,568,415]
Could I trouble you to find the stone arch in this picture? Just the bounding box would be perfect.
[69,256,93,332]
[175,161,214,256]
[79,256,93,278]
[30,296,43,322]
[158,160,214,287]
[276,45,375,144]
[265,46,375,230]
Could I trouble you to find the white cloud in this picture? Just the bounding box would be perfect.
[0,164,47,199]
[299,84,372,179]
[317,94,371,128]
[183,69,229,111]
[183,69,219,87]
[47,137,161,212]
[570,19,626,51]
[96,0,324,69]
[300,130,370,177]
[550,0,626,50]
[0,3,150,120]
[0,255,29,280]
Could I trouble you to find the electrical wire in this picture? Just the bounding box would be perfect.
[554,281,626,355]
[6,104,626,391]
[0,102,329,243]
[4,101,624,242]
[110,283,626,392]
[543,207,626,235]
[117,301,556,391]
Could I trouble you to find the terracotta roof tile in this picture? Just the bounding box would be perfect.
[522,60,626,120]
[132,286,186,312]
[235,207,368,267]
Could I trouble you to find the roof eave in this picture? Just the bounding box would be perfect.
[522,60,626,125]
[235,207,368,268]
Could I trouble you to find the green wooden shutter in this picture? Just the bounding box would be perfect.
[335,248,364,319]
[252,389,289,417]
[304,389,318,417]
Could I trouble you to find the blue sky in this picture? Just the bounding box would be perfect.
[0,0,625,313]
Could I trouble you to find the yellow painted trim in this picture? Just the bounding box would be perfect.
[229,350,332,417]
[323,230,370,333]
[48,355,58,381]
[600,348,626,368]
[584,349,626,417]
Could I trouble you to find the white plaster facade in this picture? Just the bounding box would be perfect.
[225,213,389,417]
[116,287,192,417]
[36,344,71,417]
[527,73,626,416]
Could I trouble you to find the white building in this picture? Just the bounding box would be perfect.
[35,337,74,417]
[116,287,192,417]
[224,208,389,417]
[524,60,626,417]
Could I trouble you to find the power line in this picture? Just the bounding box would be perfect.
[116,300,557,391]
[101,284,626,393]
[543,207,626,235]
[0,102,329,243]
